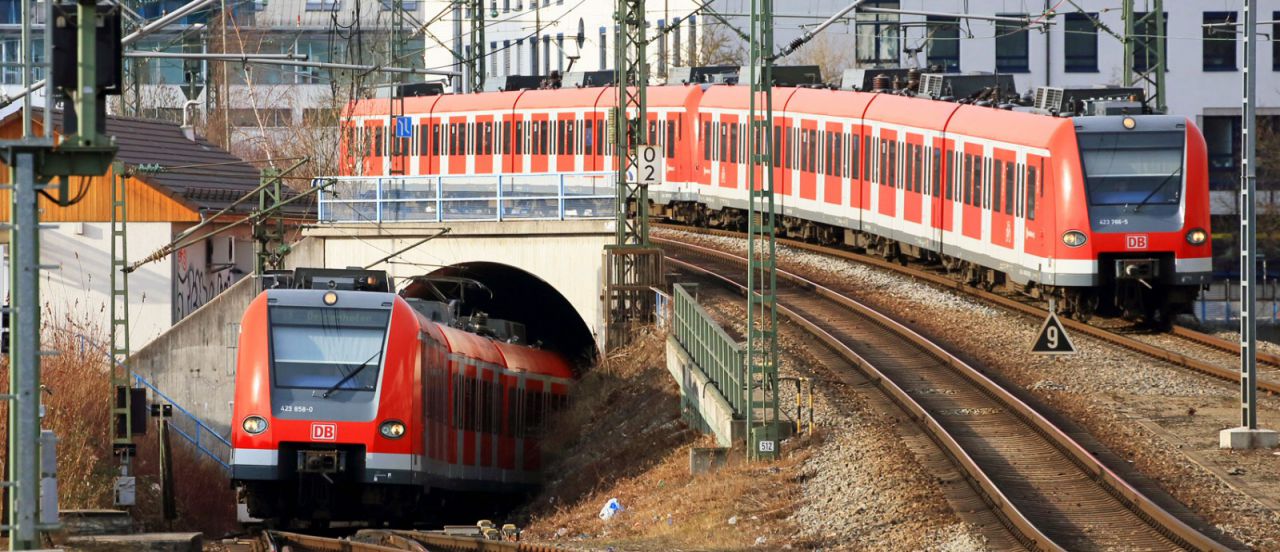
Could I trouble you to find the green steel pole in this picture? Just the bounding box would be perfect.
[746,0,778,460]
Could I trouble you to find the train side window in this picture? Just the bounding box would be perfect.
[773,126,783,168]
[850,133,860,180]
[556,120,565,154]
[1027,165,1038,220]
[503,121,512,155]
[667,122,676,158]
[706,122,716,160]
[931,148,941,197]
[732,124,739,163]
[993,159,1004,213]
[860,135,869,181]
[972,154,983,206]
[810,130,818,175]
[963,154,973,204]
[719,123,728,162]
[903,143,912,188]
[417,123,428,156]
[432,124,440,156]
[584,120,594,156]
[835,133,844,177]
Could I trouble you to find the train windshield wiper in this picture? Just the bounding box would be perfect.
[320,350,382,399]
[1131,163,1184,213]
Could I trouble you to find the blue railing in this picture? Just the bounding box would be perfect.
[314,172,616,223]
[73,334,232,472]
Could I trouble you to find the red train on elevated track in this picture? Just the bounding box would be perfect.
[339,78,1211,324]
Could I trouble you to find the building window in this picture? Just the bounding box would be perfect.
[856,1,899,66]
[599,27,608,70]
[556,34,564,73]
[542,35,550,75]
[925,16,959,72]
[491,41,499,76]
[657,20,667,77]
[530,35,539,76]
[305,0,339,11]
[1204,12,1238,71]
[229,109,292,127]
[1064,12,1097,72]
[1131,12,1167,73]
[1203,115,1239,190]
[503,40,511,75]
[1274,12,1280,70]
[672,16,682,67]
[379,0,417,9]
[0,0,20,24]
[687,16,696,65]
[996,14,1029,73]
[503,0,509,12]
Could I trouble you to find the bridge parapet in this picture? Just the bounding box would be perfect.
[315,172,616,224]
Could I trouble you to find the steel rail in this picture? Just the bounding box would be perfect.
[654,223,1280,394]
[658,237,1230,552]
[264,530,566,552]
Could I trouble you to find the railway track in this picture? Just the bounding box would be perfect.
[224,528,565,552]
[660,237,1232,551]
[654,223,1280,395]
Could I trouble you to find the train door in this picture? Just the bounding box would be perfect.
[876,128,898,220]
[847,123,863,231]
[665,111,682,182]
[991,149,1017,263]
[1021,154,1049,281]
[530,113,549,173]
[796,119,815,201]
[521,378,545,472]
[902,134,923,229]
[927,136,945,251]
[821,122,842,213]
[859,126,874,226]
[474,116,495,174]
[478,364,495,469]
[960,143,983,242]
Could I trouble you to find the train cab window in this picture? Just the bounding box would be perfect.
[1027,166,1038,220]
[268,306,390,392]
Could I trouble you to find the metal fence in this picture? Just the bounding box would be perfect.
[672,283,746,416]
[315,172,616,223]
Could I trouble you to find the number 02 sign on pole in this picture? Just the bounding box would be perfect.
[636,145,662,186]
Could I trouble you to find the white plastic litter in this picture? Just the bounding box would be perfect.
[727,515,738,525]
[598,498,624,520]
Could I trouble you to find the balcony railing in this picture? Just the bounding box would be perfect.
[314,172,616,224]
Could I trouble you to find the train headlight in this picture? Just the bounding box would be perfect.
[1062,230,1087,247]
[1186,228,1208,245]
[1122,117,1137,130]
[380,420,406,439]
[323,291,339,306]
[242,416,268,435]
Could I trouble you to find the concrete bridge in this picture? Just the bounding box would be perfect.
[131,173,616,437]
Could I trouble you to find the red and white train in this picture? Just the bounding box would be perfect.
[340,80,1211,323]
[230,268,573,523]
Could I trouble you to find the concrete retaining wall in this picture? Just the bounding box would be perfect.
[665,335,743,447]
[130,274,258,435]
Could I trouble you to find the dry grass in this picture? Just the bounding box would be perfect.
[0,310,237,538]
[521,327,815,551]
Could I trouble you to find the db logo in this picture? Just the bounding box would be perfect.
[1126,235,1148,250]
[311,423,337,441]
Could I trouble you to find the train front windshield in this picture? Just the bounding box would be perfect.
[268,306,390,392]
[1079,131,1185,207]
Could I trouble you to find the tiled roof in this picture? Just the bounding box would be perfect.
[10,108,313,218]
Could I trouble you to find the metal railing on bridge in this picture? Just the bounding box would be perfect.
[315,172,616,223]
[672,283,746,416]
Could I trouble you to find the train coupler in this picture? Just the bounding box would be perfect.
[297,450,346,476]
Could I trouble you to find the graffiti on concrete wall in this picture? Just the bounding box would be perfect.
[173,245,242,322]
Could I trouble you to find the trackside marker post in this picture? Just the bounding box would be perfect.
[1031,299,1076,355]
